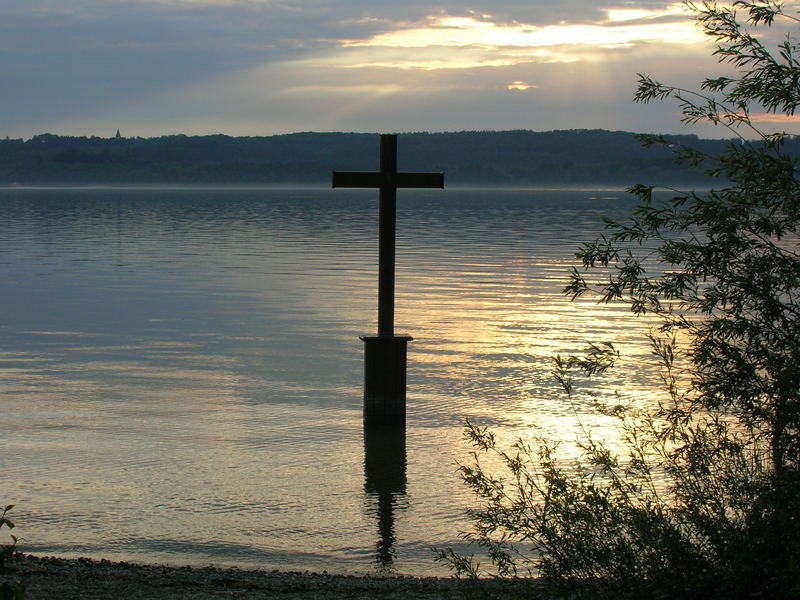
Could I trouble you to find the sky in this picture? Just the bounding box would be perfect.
[2,0,800,139]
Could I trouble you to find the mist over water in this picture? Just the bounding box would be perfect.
[0,187,664,575]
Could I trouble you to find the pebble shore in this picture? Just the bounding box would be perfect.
[2,554,532,599]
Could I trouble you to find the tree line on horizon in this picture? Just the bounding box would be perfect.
[0,129,766,186]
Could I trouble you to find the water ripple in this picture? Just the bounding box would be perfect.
[1,186,665,576]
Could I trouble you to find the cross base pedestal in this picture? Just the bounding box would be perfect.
[360,334,413,427]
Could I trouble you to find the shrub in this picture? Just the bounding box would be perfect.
[0,505,23,600]
[440,2,800,598]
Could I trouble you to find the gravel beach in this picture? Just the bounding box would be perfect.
[2,554,531,599]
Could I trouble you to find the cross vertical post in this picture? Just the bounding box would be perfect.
[332,134,444,427]
[378,134,397,337]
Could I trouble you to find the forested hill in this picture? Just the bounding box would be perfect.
[0,129,772,185]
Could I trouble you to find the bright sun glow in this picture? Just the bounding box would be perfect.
[342,12,700,51]
[338,7,703,70]
[507,81,537,91]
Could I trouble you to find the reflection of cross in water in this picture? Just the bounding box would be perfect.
[363,425,407,570]
[333,135,444,426]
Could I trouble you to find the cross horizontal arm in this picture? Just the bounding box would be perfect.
[332,171,444,189]
[332,172,383,188]
[395,172,444,188]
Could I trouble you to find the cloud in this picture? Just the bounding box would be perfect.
[7,0,783,138]
[334,6,704,71]
[334,45,576,70]
[344,12,698,49]
[749,113,800,123]
[605,4,687,22]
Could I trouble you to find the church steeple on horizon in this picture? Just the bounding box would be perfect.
[115,128,122,139]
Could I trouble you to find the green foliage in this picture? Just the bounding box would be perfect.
[0,581,23,600]
[0,505,23,600]
[0,129,729,186]
[441,2,800,598]
[0,506,18,570]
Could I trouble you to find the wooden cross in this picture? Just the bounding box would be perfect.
[332,134,444,336]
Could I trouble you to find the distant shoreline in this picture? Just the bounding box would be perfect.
[0,183,634,192]
[0,130,731,187]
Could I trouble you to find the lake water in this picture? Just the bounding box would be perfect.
[0,186,665,575]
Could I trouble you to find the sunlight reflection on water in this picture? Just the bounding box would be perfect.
[1,187,666,575]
